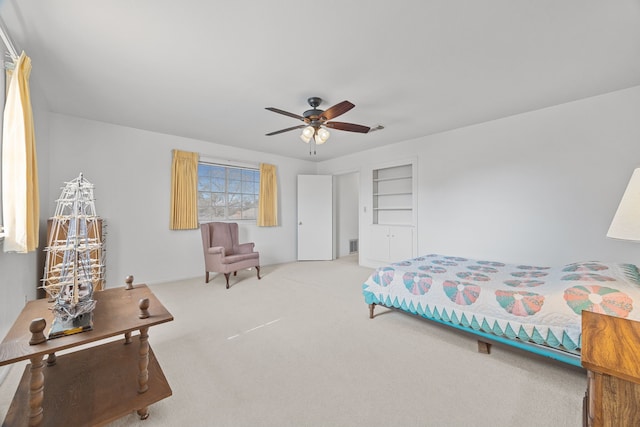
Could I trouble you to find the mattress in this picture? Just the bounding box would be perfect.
[362,254,640,354]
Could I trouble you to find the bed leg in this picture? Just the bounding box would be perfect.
[369,303,376,319]
[477,340,491,354]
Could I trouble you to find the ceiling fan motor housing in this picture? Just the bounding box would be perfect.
[303,97,324,121]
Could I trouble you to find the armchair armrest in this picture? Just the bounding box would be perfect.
[235,242,255,254]
[208,246,226,256]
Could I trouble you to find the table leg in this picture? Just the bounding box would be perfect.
[137,326,150,419]
[28,354,45,426]
[46,353,57,367]
[138,327,149,393]
[137,407,150,420]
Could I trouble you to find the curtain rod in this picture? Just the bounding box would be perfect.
[0,16,19,61]
[199,154,259,170]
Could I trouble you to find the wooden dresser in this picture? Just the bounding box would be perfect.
[581,310,640,426]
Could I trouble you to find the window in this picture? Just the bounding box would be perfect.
[198,162,260,221]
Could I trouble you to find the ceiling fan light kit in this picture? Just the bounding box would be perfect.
[300,126,315,143]
[266,97,372,154]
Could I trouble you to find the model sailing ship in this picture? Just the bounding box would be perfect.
[42,173,104,338]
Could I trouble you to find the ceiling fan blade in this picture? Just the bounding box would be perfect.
[325,121,371,133]
[265,107,305,121]
[265,124,307,136]
[320,101,355,121]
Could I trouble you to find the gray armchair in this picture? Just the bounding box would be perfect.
[200,222,261,288]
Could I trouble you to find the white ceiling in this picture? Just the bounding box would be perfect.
[2,1,640,162]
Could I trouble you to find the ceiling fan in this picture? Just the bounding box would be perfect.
[265,97,371,151]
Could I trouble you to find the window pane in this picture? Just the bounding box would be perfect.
[198,164,211,177]
[242,169,257,181]
[241,194,257,219]
[242,180,259,194]
[198,176,211,192]
[198,162,259,222]
[228,168,242,180]
[198,192,212,206]
[199,206,214,220]
[228,179,242,193]
[212,206,225,219]
[211,177,225,192]
[212,167,225,179]
[211,193,226,206]
[228,193,241,205]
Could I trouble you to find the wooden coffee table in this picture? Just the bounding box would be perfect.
[0,284,174,426]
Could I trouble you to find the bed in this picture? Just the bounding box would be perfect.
[363,254,640,366]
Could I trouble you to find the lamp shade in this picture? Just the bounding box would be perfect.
[607,168,640,241]
[300,126,314,143]
[315,128,330,145]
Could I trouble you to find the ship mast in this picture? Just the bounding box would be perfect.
[72,173,82,305]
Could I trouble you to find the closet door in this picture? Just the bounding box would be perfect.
[370,225,414,263]
[388,226,414,261]
[370,226,391,261]
[297,175,333,260]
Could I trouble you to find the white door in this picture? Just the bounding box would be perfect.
[298,175,333,260]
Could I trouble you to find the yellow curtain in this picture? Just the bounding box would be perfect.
[169,149,199,230]
[2,51,39,253]
[257,163,278,226]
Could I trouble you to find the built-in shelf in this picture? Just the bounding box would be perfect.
[373,192,412,196]
[373,175,413,182]
[373,163,413,226]
[367,160,417,264]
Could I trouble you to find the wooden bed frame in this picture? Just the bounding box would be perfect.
[368,302,583,368]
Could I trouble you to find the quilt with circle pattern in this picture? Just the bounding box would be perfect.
[362,254,640,353]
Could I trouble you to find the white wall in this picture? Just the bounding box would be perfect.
[46,114,316,286]
[334,172,359,258]
[319,85,640,267]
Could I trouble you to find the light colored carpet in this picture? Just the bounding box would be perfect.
[0,255,586,426]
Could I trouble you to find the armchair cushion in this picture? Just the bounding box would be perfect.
[221,252,259,265]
